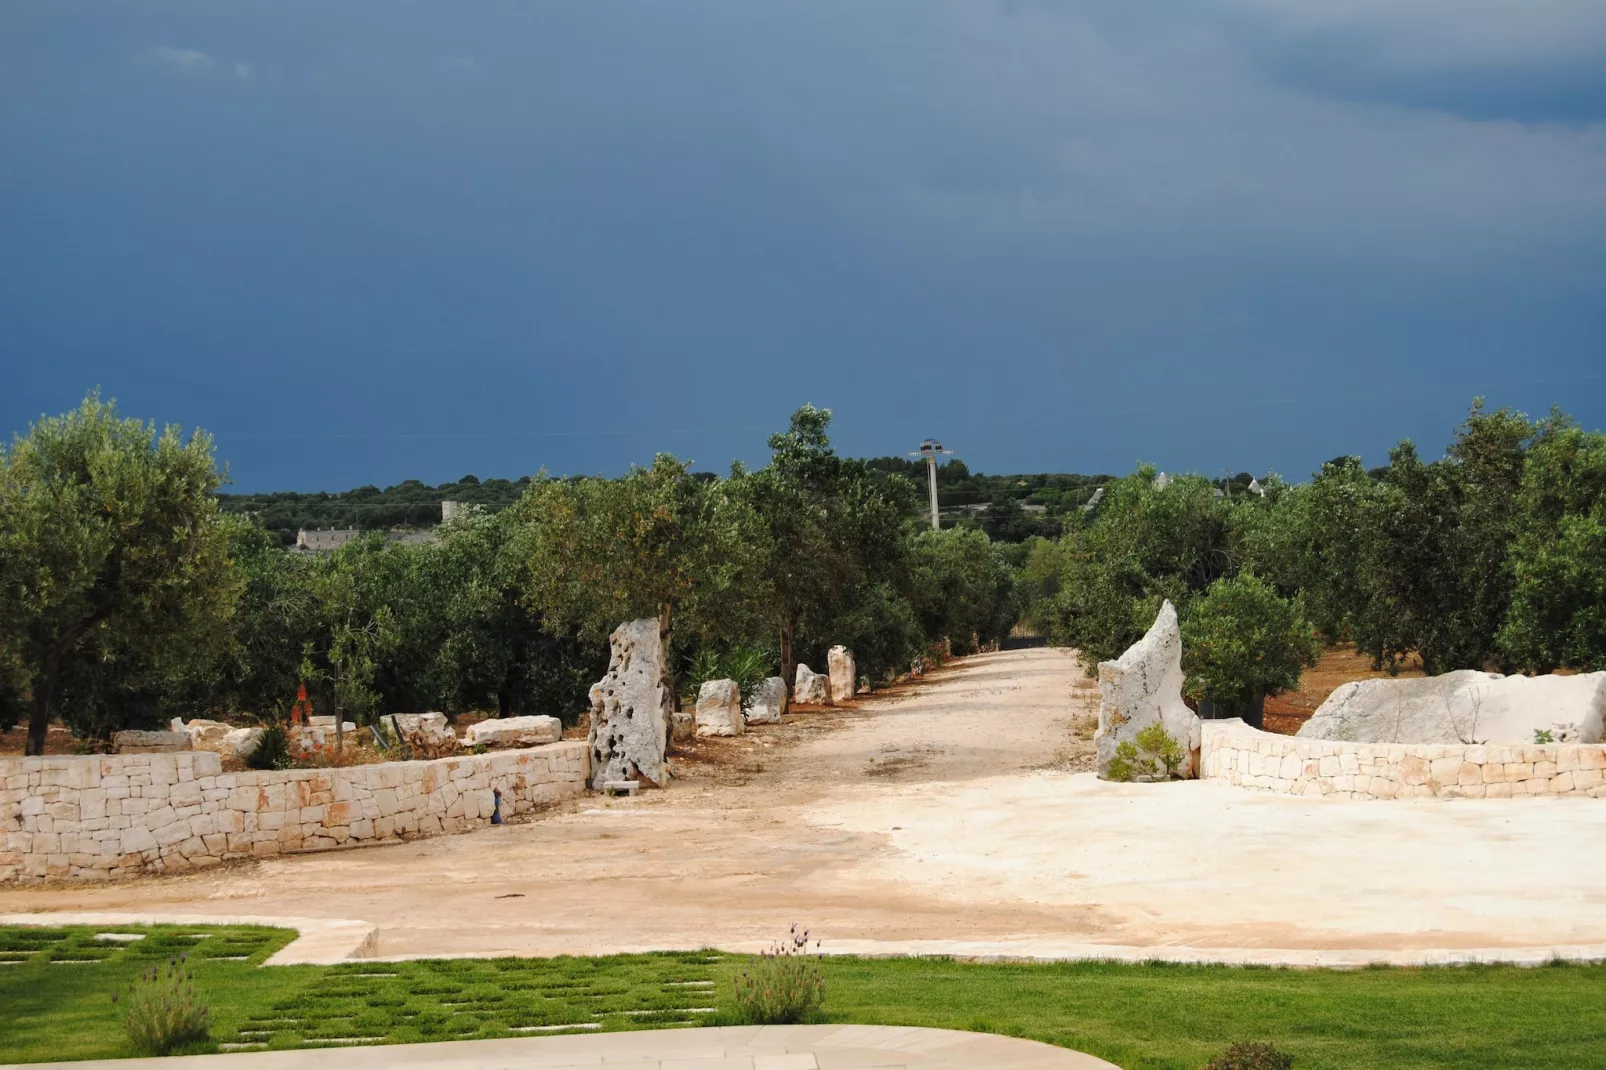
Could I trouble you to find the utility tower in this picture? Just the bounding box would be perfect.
[909,438,955,530]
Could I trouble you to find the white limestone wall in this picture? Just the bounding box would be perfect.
[1201,719,1606,799]
[1,742,588,883]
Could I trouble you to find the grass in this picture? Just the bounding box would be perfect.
[2,926,1604,1068]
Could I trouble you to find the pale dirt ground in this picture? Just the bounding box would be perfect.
[5,648,1606,960]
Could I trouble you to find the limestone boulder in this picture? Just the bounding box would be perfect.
[828,646,857,703]
[695,679,744,737]
[588,618,673,788]
[169,718,232,750]
[1095,601,1200,780]
[385,712,459,757]
[670,708,695,746]
[288,723,356,756]
[219,727,263,761]
[794,664,831,705]
[113,730,191,754]
[464,715,563,749]
[746,676,787,725]
[1298,670,1606,746]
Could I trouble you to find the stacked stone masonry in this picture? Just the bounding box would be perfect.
[1200,720,1606,799]
[1,742,589,883]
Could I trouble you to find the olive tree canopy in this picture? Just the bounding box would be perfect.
[0,394,238,754]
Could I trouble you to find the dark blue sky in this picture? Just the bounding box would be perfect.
[4,1,1604,492]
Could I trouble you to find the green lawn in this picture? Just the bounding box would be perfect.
[2,925,1602,1068]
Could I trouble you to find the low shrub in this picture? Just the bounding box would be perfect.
[685,645,776,709]
[1106,724,1184,781]
[247,722,292,771]
[1203,1040,1295,1070]
[733,924,825,1025]
[116,956,210,1056]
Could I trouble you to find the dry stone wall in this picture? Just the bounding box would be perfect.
[1,742,588,883]
[1201,719,1606,799]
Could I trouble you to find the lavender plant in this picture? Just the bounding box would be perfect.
[114,954,210,1056]
[733,924,825,1024]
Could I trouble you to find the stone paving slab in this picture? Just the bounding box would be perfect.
[1,1026,1119,1069]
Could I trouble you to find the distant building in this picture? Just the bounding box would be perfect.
[294,527,361,552]
[293,501,453,553]
[1248,478,1265,497]
[1081,487,1105,513]
[1153,472,1171,490]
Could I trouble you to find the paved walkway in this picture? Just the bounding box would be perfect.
[5,1026,1119,1069]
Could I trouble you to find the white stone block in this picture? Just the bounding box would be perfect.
[463,715,562,749]
[695,679,744,738]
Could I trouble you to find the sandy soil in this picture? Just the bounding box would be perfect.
[5,648,1604,961]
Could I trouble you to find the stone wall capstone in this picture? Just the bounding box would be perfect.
[1,742,588,883]
[1202,719,1606,799]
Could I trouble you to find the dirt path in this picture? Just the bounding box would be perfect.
[5,648,1606,961]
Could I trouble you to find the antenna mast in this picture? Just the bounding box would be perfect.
[908,438,956,531]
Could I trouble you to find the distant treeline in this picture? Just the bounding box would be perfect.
[219,476,529,545]
[224,463,1135,546]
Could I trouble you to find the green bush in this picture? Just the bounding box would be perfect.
[246,722,292,771]
[685,645,775,709]
[1203,1040,1294,1069]
[733,925,825,1025]
[825,582,924,689]
[117,957,210,1056]
[1181,572,1320,711]
[1105,724,1184,782]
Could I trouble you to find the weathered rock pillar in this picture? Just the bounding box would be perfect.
[588,618,673,788]
[1095,601,1200,780]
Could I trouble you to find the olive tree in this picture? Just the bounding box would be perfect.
[0,394,238,753]
[727,405,913,693]
[516,454,755,650]
[1180,572,1320,718]
[1498,412,1606,671]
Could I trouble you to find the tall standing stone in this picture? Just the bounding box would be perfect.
[828,646,858,704]
[588,618,673,788]
[1095,601,1200,780]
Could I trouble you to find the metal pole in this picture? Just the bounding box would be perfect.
[927,456,940,530]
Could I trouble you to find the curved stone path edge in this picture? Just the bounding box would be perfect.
[1,1024,1121,1070]
[4,913,1605,968]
